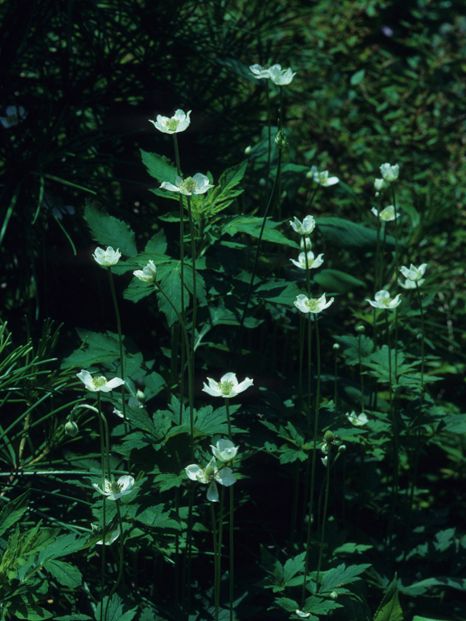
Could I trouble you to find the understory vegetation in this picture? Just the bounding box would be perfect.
[0,1,464,620]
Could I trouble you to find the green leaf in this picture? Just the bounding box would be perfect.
[351,69,365,85]
[94,595,137,621]
[275,597,299,613]
[45,559,82,588]
[315,269,365,292]
[373,580,403,621]
[84,202,137,257]
[200,160,247,217]
[317,216,392,248]
[333,542,373,555]
[136,504,180,530]
[304,595,343,614]
[283,552,306,584]
[61,329,120,369]
[223,216,297,247]
[156,261,190,327]
[0,490,29,536]
[320,563,371,592]
[140,149,177,184]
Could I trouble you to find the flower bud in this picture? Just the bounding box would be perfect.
[65,420,79,437]
[356,324,365,334]
[323,430,335,444]
[136,389,145,401]
[332,343,340,351]
[244,145,252,155]
[330,591,338,600]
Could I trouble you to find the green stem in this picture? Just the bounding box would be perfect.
[239,132,283,332]
[302,317,321,603]
[316,456,331,587]
[229,485,235,621]
[225,399,231,438]
[96,394,107,621]
[107,270,127,434]
[173,134,186,424]
[210,502,219,621]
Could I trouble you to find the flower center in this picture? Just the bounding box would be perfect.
[166,118,179,131]
[220,380,234,396]
[181,177,197,193]
[93,376,107,388]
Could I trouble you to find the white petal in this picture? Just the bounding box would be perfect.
[215,467,236,487]
[118,475,135,494]
[235,377,253,394]
[77,370,93,390]
[207,481,219,502]
[185,464,204,482]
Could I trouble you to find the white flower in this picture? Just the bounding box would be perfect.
[371,205,397,222]
[112,407,124,418]
[294,293,334,315]
[267,64,296,85]
[77,370,125,393]
[309,166,339,187]
[367,289,402,310]
[346,411,368,426]
[380,162,399,183]
[202,372,253,399]
[93,475,135,500]
[289,215,316,236]
[148,109,191,134]
[374,178,386,192]
[249,63,296,85]
[92,246,121,267]
[399,263,427,282]
[95,525,121,545]
[185,457,236,502]
[160,173,213,196]
[210,438,239,463]
[249,64,271,79]
[295,611,311,619]
[0,105,27,129]
[399,278,424,290]
[290,251,324,270]
[133,260,157,283]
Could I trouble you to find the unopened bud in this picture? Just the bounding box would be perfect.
[323,430,335,444]
[333,343,340,351]
[136,389,145,401]
[65,421,79,437]
[356,324,365,334]
[244,145,252,155]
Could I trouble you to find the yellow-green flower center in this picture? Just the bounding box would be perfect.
[220,380,234,396]
[94,376,108,388]
[166,118,179,131]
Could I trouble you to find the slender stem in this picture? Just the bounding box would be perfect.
[239,133,283,332]
[104,500,125,620]
[358,333,364,412]
[316,457,331,586]
[408,284,426,514]
[186,194,197,437]
[173,134,186,423]
[96,394,106,621]
[107,270,127,434]
[229,485,235,621]
[225,399,231,437]
[210,503,219,621]
[302,317,321,603]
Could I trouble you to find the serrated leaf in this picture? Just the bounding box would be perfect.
[140,149,177,184]
[136,504,180,530]
[320,563,371,592]
[317,216,392,248]
[84,203,137,257]
[374,580,403,621]
[94,594,137,621]
[315,269,365,292]
[223,216,297,247]
[0,490,29,536]
[45,559,82,588]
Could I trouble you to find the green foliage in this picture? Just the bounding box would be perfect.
[84,203,137,257]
